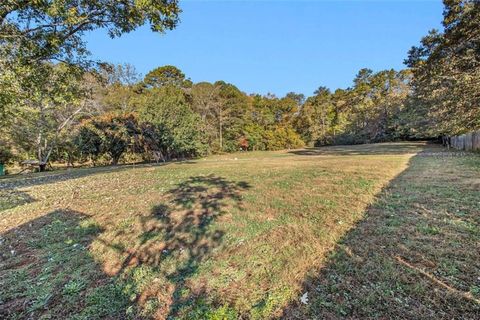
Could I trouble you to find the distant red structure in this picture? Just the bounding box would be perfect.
[238,137,249,151]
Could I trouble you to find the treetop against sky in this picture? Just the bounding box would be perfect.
[85,0,443,96]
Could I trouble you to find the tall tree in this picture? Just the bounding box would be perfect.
[406,0,480,136]
[138,86,206,160]
[294,87,335,145]
[143,65,189,89]
[191,82,222,150]
[285,92,305,106]
[8,63,91,170]
[101,63,142,112]
[0,1,181,117]
[191,81,248,152]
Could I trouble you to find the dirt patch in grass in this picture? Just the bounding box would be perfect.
[1,142,478,319]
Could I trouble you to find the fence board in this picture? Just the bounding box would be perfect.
[450,131,480,151]
[473,132,480,150]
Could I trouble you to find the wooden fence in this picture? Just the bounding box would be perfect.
[449,131,480,151]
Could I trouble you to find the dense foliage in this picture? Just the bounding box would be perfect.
[0,63,413,168]
[406,0,480,136]
[294,69,412,146]
[0,0,181,118]
[1,0,478,170]
[75,113,140,165]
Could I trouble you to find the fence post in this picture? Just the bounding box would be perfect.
[465,133,472,151]
[473,131,480,151]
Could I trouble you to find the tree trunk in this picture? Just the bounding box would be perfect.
[219,111,223,151]
[318,103,327,145]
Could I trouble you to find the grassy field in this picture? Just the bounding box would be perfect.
[1,142,479,319]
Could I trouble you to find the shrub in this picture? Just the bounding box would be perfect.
[0,144,14,164]
[264,126,304,150]
[138,86,207,160]
[75,113,140,165]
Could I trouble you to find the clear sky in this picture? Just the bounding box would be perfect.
[84,0,444,97]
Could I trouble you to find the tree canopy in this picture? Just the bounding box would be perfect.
[1,0,478,170]
[406,0,480,136]
[0,0,181,64]
[0,0,181,118]
[143,65,188,89]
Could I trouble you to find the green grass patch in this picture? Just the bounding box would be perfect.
[1,142,478,319]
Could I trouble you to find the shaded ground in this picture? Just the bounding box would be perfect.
[282,148,480,319]
[1,175,249,319]
[0,163,164,190]
[0,209,113,319]
[1,142,478,319]
[288,142,425,156]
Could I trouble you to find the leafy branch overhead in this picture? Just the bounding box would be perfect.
[0,0,181,63]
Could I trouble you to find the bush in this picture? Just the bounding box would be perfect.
[138,86,207,160]
[75,113,139,165]
[264,126,304,150]
[0,144,14,164]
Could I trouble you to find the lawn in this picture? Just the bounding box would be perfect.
[1,142,479,319]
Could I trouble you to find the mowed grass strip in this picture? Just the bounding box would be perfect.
[2,142,467,319]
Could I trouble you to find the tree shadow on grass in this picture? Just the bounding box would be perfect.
[0,209,134,320]
[0,174,251,319]
[0,189,35,212]
[289,142,429,156]
[0,161,174,190]
[100,174,251,318]
[0,160,200,213]
[280,150,480,319]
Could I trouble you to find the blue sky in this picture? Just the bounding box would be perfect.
[85,1,443,96]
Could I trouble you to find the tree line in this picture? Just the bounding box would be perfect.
[0,0,478,170]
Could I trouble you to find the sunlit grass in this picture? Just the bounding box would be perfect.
[2,142,477,319]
